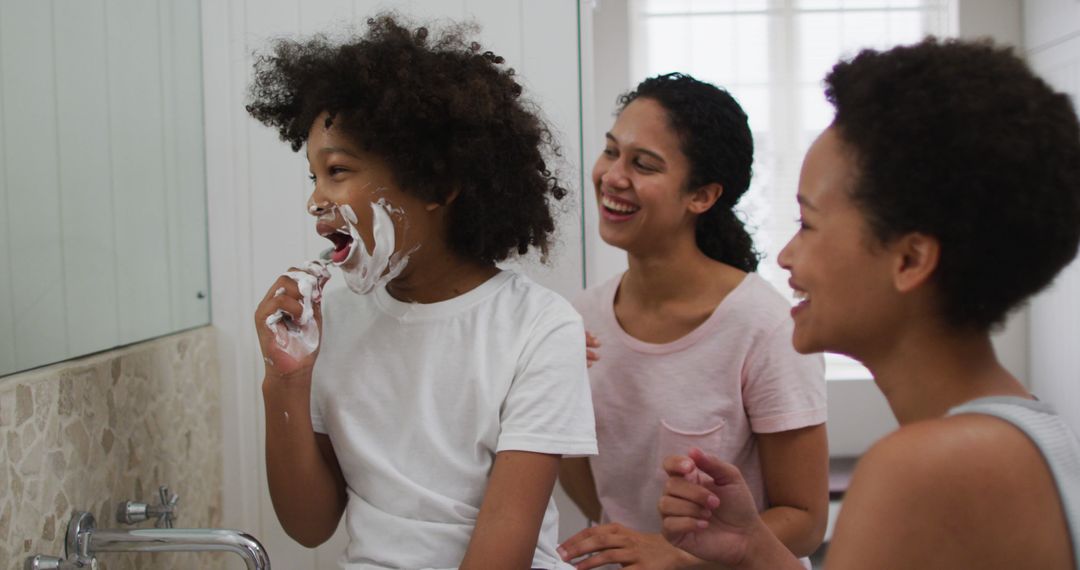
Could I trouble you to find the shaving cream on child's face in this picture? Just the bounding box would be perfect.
[316,198,414,295]
[264,260,331,361]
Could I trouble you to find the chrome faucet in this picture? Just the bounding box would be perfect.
[116,485,180,528]
[25,511,271,570]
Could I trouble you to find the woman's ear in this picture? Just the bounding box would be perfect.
[892,232,940,293]
[688,182,723,214]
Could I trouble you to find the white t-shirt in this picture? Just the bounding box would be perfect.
[311,270,598,570]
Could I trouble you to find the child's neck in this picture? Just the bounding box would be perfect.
[385,250,499,304]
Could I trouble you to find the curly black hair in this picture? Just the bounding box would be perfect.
[245,14,567,264]
[825,38,1080,331]
[618,73,759,272]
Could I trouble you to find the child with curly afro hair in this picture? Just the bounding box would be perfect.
[248,14,597,569]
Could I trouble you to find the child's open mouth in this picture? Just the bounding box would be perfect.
[317,222,356,264]
[327,231,354,264]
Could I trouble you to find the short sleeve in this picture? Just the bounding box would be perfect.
[497,309,598,457]
[742,319,827,433]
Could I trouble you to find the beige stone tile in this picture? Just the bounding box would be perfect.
[15,384,32,426]
[2,328,225,569]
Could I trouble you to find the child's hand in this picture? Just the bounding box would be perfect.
[585,331,600,368]
[557,523,698,569]
[255,263,330,378]
[658,448,765,568]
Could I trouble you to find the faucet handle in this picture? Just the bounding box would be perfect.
[116,485,180,527]
[152,486,180,528]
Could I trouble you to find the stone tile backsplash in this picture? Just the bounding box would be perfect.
[0,327,224,569]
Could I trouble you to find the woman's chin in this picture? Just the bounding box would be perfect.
[791,328,824,355]
[597,227,633,252]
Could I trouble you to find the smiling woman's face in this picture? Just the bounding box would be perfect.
[591,98,699,255]
[305,112,432,293]
[778,127,902,358]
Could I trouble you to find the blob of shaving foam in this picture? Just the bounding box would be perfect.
[337,200,415,295]
[264,260,331,361]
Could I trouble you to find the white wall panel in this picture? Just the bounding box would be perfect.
[53,0,122,358]
[1027,23,1080,434]
[106,0,175,344]
[1,0,69,371]
[1025,0,1080,54]
[0,6,15,376]
[166,0,212,331]
[463,0,523,65]
[515,0,586,297]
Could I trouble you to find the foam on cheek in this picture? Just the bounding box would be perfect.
[337,200,416,295]
[264,260,331,360]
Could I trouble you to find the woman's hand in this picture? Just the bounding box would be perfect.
[254,263,330,378]
[658,448,774,569]
[557,523,698,570]
[585,331,601,368]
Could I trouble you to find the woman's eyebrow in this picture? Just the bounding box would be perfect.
[606,133,666,164]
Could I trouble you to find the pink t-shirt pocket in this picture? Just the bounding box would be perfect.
[656,418,726,481]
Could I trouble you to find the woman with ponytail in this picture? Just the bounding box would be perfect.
[557,73,828,569]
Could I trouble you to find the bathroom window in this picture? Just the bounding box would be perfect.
[628,0,955,379]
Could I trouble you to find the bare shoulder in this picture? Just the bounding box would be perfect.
[825,416,1072,570]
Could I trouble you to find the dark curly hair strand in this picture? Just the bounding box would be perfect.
[245,14,567,264]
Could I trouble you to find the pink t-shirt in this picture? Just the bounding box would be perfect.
[573,272,826,532]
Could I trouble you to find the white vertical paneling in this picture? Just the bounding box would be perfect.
[463,0,523,72]
[53,0,121,357]
[106,0,174,344]
[352,0,383,21]
[0,9,14,376]
[1032,257,1080,435]
[1,0,69,371]
[167,0,212,330]
[1025,0,1080,55]
[1027,24,1080,434]
[516,0,585,299]
[391,0,465,22]
[301,0,355,35]
[159,0,182,334]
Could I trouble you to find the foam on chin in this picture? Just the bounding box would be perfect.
[337,199,415,295]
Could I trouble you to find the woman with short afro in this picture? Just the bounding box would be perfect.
[659,38,1080,570]
[249,14,597,569]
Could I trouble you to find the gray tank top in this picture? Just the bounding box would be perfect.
[948,396,1080,568]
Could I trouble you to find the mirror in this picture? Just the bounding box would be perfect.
[0,0,209,377]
